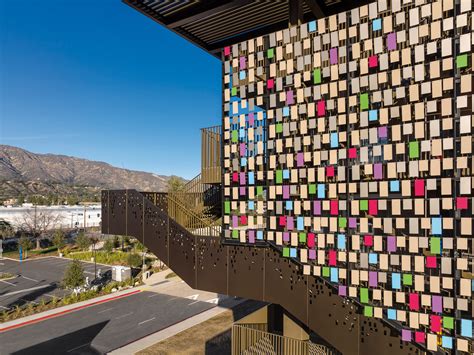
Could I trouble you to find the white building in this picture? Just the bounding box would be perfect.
[0,205,101,230]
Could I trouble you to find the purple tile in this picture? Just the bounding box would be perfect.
[287,216,294,230]
[283,232,290,242]
[308,249,316,259]
[402,329,412,342]
[349,217,357,228]
[369,271,378,287]
[374,163,383,180]
[432,295,442,313]
[239,56,246,69]
[286,90,294,105]
[387,32,397,51]
[240,143,246,157]
[232,215,238,227]
[239,187,246,196]
[283,185,290,199]
[313,201,321,215]
[387,236,396,252]
[378,126,388,138]
[239,172,246,185]
[248,112,254,126]
[338,285,347,296]
[297,152,304,167]
[330,47,338,64]
[248,230,255,243]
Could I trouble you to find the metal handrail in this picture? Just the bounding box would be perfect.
[232,324,334,355]
[166,193,220,237]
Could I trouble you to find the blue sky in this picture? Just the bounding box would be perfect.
[0,0,221,179]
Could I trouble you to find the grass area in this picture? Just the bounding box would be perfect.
[138,300,266,355]
[2,246,58,260]
[65,250,142,267]
[165,272,178,279]
[0,273,14,280]
[0,279,140,323]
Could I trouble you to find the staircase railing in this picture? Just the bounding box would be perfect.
[166,193,220,237]
[232,324,335,355]
[168,173,221,225]
[201,125,221,184]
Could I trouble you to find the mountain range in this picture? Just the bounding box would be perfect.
[0,145,178,200]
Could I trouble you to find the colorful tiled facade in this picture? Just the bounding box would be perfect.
[223,0,473,352]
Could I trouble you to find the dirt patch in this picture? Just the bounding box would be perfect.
[138,300,265,355]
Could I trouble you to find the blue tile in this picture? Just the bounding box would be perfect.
[390,180,400,192]
[373,18,382,31]
[369,109,378,121]
[308,21,316,32]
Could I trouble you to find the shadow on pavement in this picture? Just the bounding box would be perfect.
[3,283,59,309]
[12,320,109,355]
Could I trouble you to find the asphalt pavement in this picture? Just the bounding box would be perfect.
[0,257,110,309]
[0,290,217,354]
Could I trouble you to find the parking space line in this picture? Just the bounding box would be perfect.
[98,307,113,314]
[0,279,16,286]
[138,317,155,325]
[115,312,133,320]
[187,300,201,306]
[147,293,161,298]
[0,284,51,297]
[21,276,39,282]
[67,342,90,353]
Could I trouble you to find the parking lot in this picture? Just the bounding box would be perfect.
[0,257,110,310]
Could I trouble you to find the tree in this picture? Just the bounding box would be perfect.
[67,195,79,206]
[18,235,33,259]
[76,232,91,250]
[52,229,66,254]
[62,260,85,289]
[0,219,14,240]
[167,176,185,193]
[16,207,63,249]
[17,195,25,205]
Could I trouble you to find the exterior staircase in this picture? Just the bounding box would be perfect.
[102,189,425,355]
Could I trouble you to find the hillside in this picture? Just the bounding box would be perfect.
[0,145,178,200]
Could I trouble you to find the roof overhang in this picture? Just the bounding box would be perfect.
[123,0,370,59]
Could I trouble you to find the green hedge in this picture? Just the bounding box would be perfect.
[66,250,143,267]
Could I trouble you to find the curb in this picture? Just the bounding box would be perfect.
[0,289,141,333]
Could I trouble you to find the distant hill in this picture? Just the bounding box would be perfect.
[0,145,180,200]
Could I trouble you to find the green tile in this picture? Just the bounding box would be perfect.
[224,201,230,214]
[299,233,307,243]
[403,273,412,286]
[283,247,290,257]
[267,48,274,59]
[232,130,238,143]
[231,87,237,96]
[360,93,369,110]
[276,170,283,184]
[232,229,238,239]
[360,200,368,211]
[313,68,321,84]
[443,317,454,329]
[322,266,330,277]
[364,306,373,318]
[309,184,316,194]
[430,237,441,255]
[360,288,369,303]
[409,141,419,159]
[256,186,263,196]
[457,54,468,68]
[338,217,347,228]
[276,123,283,133]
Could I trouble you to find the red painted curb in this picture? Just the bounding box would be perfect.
[0,289,142,333]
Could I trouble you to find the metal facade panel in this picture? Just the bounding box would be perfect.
[168,218,196,288]
[107,190,126,236]
[196,236,228,294]
[227,246,264,301]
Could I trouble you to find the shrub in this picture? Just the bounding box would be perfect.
[103,239,114,253]
[76,232,91,250]
[52,229,66,253]
[128,253,142,268]
[62,260,85,289]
